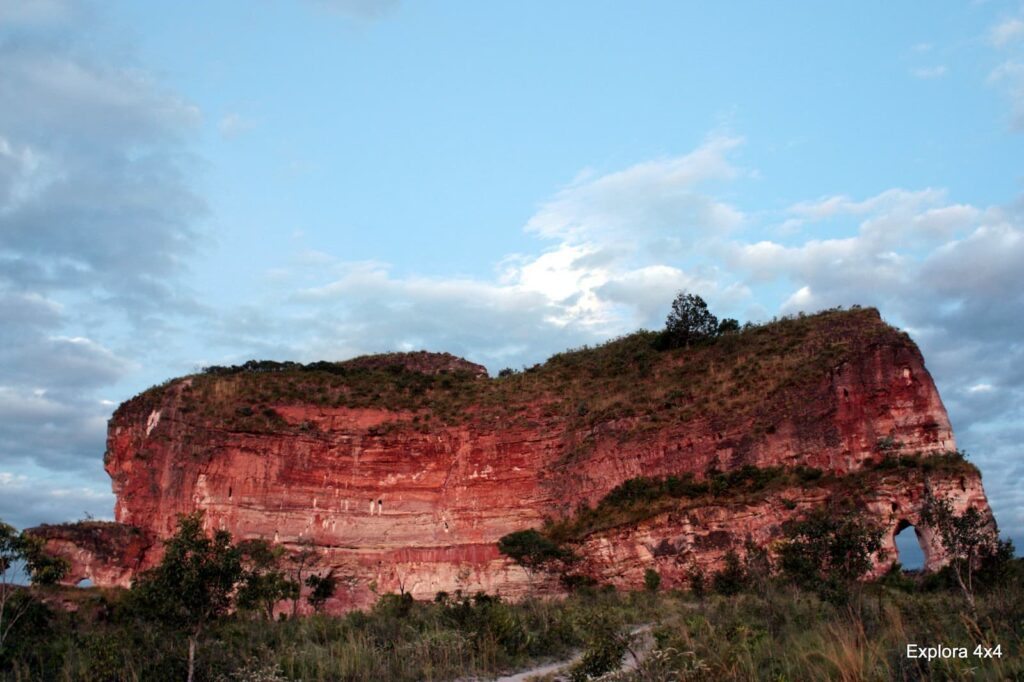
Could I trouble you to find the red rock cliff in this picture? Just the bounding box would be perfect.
[33,309,993,610]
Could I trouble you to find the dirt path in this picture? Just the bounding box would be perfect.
[468,624,655,682]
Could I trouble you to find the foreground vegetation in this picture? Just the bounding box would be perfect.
[1,565,1021,681]
[3,499,1020,681]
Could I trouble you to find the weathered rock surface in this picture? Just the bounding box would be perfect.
[29,309,994,611]
[27,522,154,588]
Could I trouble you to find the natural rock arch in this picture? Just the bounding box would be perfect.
[893,519,927,570]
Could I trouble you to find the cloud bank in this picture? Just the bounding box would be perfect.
[0,8,204,526]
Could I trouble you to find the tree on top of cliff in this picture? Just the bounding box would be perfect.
[659,292,720,349]
[130,512,243,682]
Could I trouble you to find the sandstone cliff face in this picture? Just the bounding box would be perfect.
[32,309,992,612]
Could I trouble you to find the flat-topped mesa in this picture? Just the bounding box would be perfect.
[33,308,993,610]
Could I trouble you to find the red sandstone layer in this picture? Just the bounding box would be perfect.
[30,310,992,612]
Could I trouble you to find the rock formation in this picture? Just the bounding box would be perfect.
[30,308,994,612]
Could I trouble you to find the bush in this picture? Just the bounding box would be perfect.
[569,612,629,681]
[644,568,661,592]
[497,530,573,573]
[717,318,740,335]
[778,508,883,605]
[712,551,749,596]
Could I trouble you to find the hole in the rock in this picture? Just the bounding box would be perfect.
[76,577,94,588]
[894,520,925,571]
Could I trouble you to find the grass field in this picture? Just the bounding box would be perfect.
[2,564,1020,681]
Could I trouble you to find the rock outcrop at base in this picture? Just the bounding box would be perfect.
[30,309,993,611]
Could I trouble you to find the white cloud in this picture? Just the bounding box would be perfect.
[911,65,948,79]
[219,112,254,138]
[255,138,757,369]
[0,468,112,530]
[525,135,745,243]
[0,6,207,532]
[0,472,27,486]
[0,0,80,27]
[988,61,1024,131]
[788,188,946,220]
[991,17,1024,47]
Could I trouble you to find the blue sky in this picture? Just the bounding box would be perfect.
[1,1,1022,564]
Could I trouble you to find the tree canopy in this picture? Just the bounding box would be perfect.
[497,530,572,573]
[921,494,998,612]
[778,508,884,604]
[660,292,722,349]
[1,521,68,653]
[131,512,244,682]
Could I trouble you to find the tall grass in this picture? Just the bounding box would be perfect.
[3,575,1021,681]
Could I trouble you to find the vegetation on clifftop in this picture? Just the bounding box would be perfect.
[118,304,913,440]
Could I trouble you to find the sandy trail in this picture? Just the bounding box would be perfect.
[463,624,654,682]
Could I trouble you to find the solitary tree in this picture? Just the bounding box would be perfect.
[497,530,573,584]
[236,539,298,620]
[662,292,719,348]
[921,494,995,612]
[289,537,318,617]
[131,513,243,682]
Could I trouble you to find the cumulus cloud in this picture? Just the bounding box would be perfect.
[282,257,596,369]
[525,135,745,244]
[223,140,754,373]
[0,469,112,531]
[991,17,1024,47]
[0,31,204,309]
